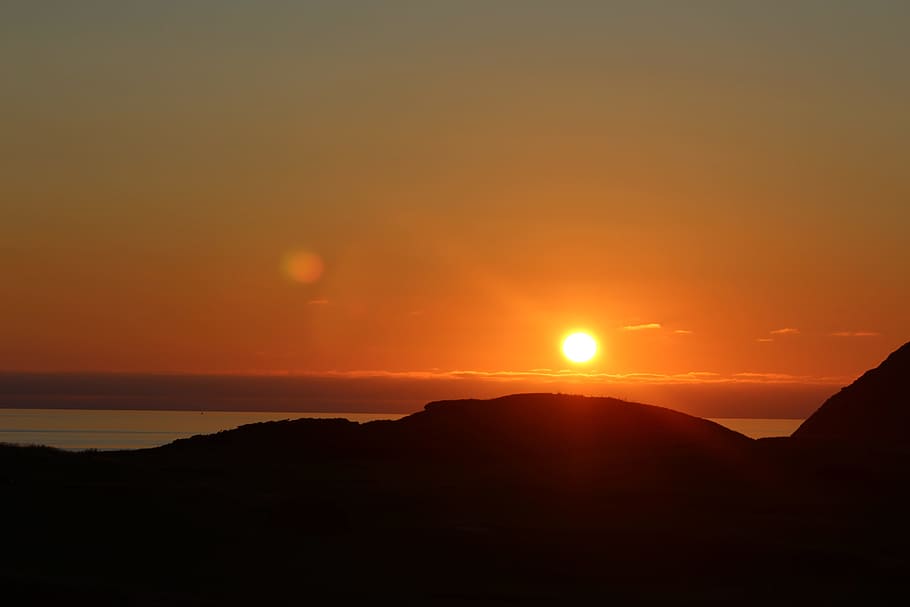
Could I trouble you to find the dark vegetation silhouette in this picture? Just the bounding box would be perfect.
[1,343,909,605]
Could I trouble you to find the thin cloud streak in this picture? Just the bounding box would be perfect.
[263,367,849,386]
[770,328,800,335]
[622,323,662,331]
[831,331,880,337]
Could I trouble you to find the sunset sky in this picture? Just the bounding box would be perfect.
[2,2,908,405]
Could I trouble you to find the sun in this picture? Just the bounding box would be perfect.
[562,332,597,363]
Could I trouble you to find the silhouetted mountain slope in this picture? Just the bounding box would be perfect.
[165,393,753,467]
[3,382,910,604]
[394,393,752,456]
[793,341,910,444]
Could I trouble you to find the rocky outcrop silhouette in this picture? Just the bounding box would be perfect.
[793,341,910,444]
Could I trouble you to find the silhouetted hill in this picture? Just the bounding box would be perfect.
[394,393,752,457]
[3,385,910,604]
[793,341,910,444]
[165,393,753,473]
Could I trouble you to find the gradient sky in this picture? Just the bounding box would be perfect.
[3,2,908,391]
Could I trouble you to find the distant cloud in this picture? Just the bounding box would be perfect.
[673,329,694,335]
[0,370,851,419]
[756,338,774,343]
[622,323,662,331]
[307,299,330,305]
[258,367,847,386]
[733,372,805,381]
[770,328,800,335]
[831,331,880,337]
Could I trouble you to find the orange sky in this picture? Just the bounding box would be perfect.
[2,3,908,397]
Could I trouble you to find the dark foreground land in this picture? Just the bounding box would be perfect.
[2,344,910,605]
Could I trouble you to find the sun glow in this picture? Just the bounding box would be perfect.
[562,332,597,363]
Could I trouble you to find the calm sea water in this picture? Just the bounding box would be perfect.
[709,418,803,439]
[0,409,406,451]
[0,409,803,451]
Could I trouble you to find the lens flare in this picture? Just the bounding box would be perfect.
[283,250,324,284]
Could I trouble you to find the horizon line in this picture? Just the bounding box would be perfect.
[0,368,854,386]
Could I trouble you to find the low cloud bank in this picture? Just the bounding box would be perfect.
[0,371,848,419]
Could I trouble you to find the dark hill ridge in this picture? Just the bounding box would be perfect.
[397,393,752,454]
[793,341,910,444]
[167,393,753,463]
[3,351,910,604]
[160,394,757,493]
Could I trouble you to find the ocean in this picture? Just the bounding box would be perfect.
[0,409,804,451]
